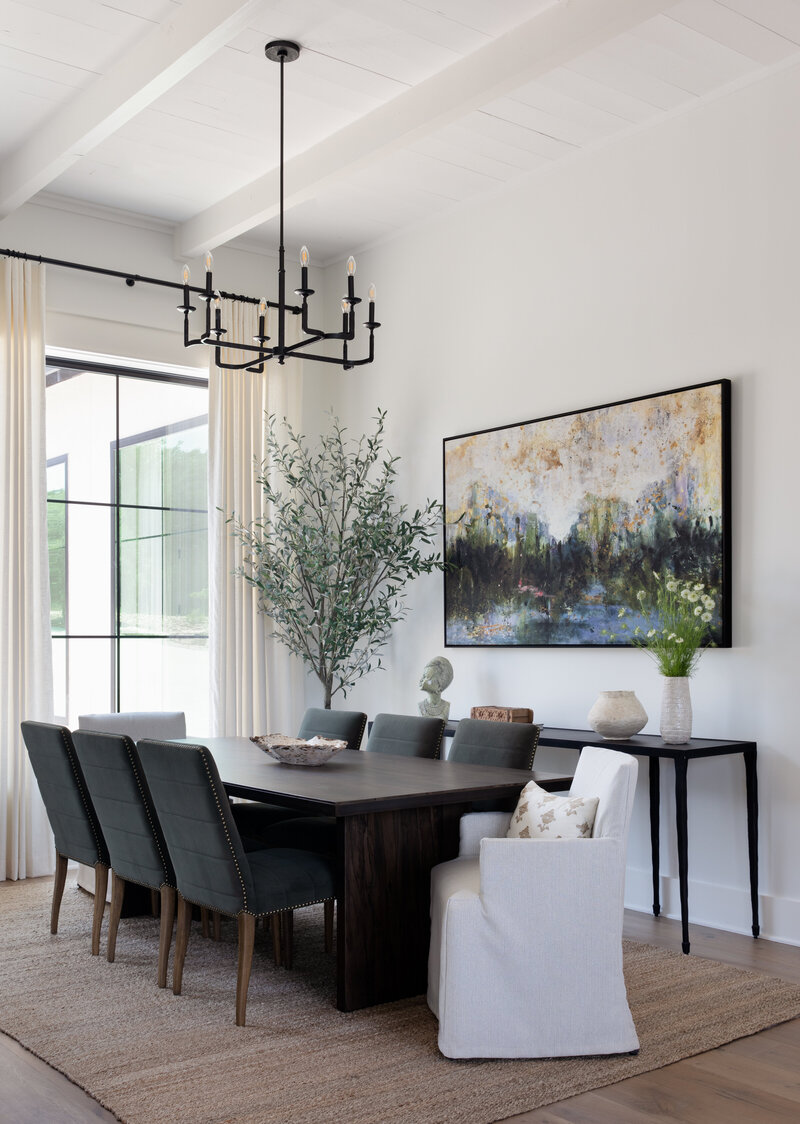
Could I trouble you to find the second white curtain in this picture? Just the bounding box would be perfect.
[208,298,305,736]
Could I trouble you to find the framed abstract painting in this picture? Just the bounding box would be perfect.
[443,379,731,648]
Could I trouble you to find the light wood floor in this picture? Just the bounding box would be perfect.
[2,909,798,1123]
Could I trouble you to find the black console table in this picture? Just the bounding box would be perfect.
[443,722,758,955]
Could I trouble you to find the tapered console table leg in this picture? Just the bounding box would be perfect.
[674,756,690,954]
[744,748,760,938]
[649,756,661,916]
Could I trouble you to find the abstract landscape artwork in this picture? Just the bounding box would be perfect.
[443,380,730,647]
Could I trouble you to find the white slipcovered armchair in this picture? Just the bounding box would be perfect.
[427,745,639,1059]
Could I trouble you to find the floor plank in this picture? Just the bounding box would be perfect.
[0,1031,117,1122]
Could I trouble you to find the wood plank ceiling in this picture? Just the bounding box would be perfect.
[1,0,799,266]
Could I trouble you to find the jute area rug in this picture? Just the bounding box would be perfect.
[2,877,800,1124]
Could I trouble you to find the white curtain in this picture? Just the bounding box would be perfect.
[209,298,305,736]
[0,258,55,879]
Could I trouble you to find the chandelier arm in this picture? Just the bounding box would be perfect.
[200,336,274,355]
[282,328,355,356]
[212,350,276,371]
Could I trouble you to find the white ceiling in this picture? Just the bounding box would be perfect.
[1,0,800,267]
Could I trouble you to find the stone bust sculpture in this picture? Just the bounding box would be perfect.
[418,656,454,720]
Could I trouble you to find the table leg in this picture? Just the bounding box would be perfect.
[335,802,467,1011]
[744,748,760,938]
[674,756,690,954]
[649,756,661,916]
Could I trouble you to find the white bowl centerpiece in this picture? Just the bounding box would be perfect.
[250,734,347,767]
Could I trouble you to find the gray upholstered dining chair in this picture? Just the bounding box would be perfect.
[72,730,177,988]
[137,738,336,1025]
[365,713,445,758]
[448,718,542,812]
[75,711,186,900]
[447,718,541,768]
[297,707,368,750]
[20,721,109,955]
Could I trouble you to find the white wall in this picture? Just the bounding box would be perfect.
[319,62,800,945]
[3,58,798,944]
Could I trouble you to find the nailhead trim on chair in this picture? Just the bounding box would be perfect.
[433,723,445,760]
[526,724,542,770]
[198,743,249,911]
[177,893,334,919]
[121,734,175,887]
[58,726,106,863]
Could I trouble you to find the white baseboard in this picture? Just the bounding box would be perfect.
[625,864,800,948]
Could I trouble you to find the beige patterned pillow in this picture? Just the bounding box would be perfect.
[507,781,599,839]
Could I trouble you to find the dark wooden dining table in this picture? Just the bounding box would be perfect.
[192,736,573,1011]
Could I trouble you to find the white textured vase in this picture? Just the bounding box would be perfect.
[660,676,692,744]
[588,690,648,741]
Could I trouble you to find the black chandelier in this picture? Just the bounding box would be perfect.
[179,40,380,372]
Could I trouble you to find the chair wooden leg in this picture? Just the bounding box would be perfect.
[236,913,256,1027]
[158,886,176,989]
[212,911,222,942]
[280,909,293,969]
[107,872,125,963]
[324,899,334,954]
[201,907,210,938]
[51,852,68,934]
[173,895,191,996]
[91,864,108,956]
[270,915,281,966]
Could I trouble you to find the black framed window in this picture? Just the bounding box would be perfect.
[45,356,209,730]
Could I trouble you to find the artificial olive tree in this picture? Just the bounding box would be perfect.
[231,411,443,709]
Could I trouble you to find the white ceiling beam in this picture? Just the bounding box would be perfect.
[176,0,680,258]
[0,0,264,219]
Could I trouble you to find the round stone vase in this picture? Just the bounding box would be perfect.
[588,690,648,741]
[660,676,692,744]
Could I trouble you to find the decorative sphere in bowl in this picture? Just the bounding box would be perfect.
[250,734,347,766]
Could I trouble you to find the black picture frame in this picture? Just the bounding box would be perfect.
[443,379,731,648]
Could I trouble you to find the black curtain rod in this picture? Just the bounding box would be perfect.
[0,246,303,314]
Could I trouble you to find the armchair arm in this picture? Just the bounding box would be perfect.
[459,811,512,856]
[478,835,626,920]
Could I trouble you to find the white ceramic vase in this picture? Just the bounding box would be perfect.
[588,690,648,741]
[660,676,692,744]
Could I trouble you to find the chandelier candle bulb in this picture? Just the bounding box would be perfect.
[256,297,268,342]
[179,263,195,314]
